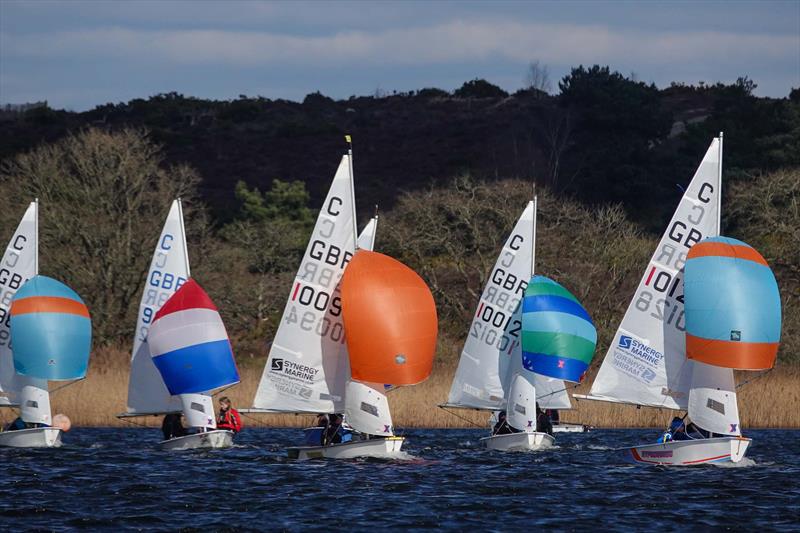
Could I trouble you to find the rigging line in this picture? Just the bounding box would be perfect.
[437,405,487,429]
[736,368,773,390]
[536,381,581,400]
[49,377,85,395]
[118,416,157,429]
[211,383,236,398]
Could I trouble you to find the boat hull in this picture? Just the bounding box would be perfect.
[0,427,62,448]
[552,422,589,433]
[287,436,405,460]
[625,437,752,466]
[481,431,555,451]
[158,430,234,451]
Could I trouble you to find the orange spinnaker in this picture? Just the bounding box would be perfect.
[341,250,438,386]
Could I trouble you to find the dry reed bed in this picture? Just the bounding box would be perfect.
[7,347,797,429]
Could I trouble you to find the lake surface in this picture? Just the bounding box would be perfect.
[2,428,798,531]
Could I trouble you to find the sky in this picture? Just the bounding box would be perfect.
[1,0,798,111]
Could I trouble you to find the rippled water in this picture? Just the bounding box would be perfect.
[2,428,798,531]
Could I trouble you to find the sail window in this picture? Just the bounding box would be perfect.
[514,404,526,415]
[360,402,379,417]
[190,402,206,413]
[706,398,725,415]
[25,400,38,408]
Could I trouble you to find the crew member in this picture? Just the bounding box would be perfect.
[217,396,242,433]
[492,411,518,435]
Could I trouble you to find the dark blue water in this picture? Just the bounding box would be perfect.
[1,428,798,531]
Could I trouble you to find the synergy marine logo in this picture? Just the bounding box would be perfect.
[269,357,318,383]
[613,334,663,385]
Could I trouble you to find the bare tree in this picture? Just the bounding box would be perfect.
[0,128,204,344]
[524,60,552,95]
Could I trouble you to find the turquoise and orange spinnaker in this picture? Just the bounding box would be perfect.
[9,275,92,380]
[684,236,781,370]
[521,276,597,382]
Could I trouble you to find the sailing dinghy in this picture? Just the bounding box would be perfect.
[576,133,773,465]
[117,200,238,450]
[147,279,240,451]
[443,196,596,451]
[0,201,91,448]
[250,142,436,460]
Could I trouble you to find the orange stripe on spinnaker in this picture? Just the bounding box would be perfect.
[686,333,778,370]
[687,242,768,266]
[10,296,90,318]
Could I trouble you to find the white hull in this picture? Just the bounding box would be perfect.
[625,436,751,466]
[481,431,555,451]
[552,423,589,433]
[287,436,405,460]
[0,427,62,448]
[158,430,234,451]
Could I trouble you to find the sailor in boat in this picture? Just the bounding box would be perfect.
[4,413,70,433]
[216,397,242,434]
[492,411,518,435]
[658,417,716,443]
[161,413,186,440]
[536,406,554,436]
[546,409,560,425]
[321,414,344,445]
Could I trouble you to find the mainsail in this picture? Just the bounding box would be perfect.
[587,136,738,417]
[446,202,534,409]
[253,155,356,413]
[125,200,189,415]
[0,202,37,406]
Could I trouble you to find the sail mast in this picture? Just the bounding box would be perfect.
[371,204,379,251]
[716,132,723,236]
[347,135,358,249]
[531,194,537,278]
[177,198,191,277]
[34,198,39,276]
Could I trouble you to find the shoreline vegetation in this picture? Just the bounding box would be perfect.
[11,346,798,430]
[0,84,797,433]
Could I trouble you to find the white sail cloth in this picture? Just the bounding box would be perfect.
[126,200,189,414]
[253,156,357,413]
[180,393,217,429]
[446,202,534,410]
[343,380,393,436]
[507,373,538,432]
[0,202,37,405]
[19,380,51,425]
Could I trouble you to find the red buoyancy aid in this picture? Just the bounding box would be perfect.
[217,408,242,432]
